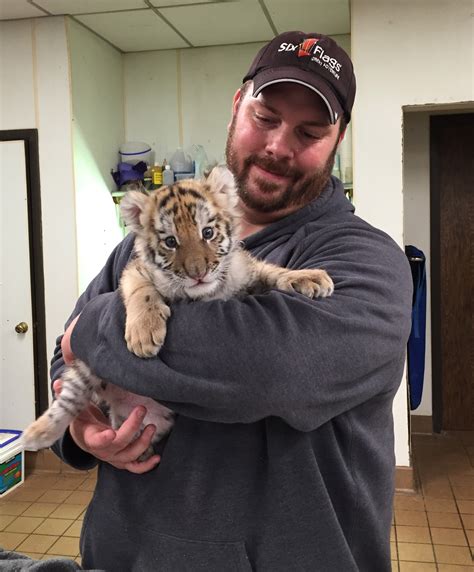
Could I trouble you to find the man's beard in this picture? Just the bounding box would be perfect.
[225,120,337,214]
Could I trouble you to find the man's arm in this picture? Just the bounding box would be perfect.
[70,226,413,432]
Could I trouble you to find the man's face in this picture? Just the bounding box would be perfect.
[226,82,343,222]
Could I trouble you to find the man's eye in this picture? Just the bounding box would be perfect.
[302,131,321,140]
[202,227,214,240]
[164,236,177,248]
[255,113,275,124]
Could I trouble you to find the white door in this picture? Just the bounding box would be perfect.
[0,140,36,429]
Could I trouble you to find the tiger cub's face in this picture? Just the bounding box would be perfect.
[120,167,240,299]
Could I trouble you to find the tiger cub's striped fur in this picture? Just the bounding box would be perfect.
[22,167,333,457]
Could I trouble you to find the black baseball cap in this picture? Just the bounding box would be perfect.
[243,31,356,124]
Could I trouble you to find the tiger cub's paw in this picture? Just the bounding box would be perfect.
[125,304,171,358]
[276,269,334,298]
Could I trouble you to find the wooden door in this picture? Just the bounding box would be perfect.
[0,130,48,430]
[0,140,36,428]
[430,113,474,431]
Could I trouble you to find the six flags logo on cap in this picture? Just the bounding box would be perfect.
[297,38,319,57]
[278,39,343,78]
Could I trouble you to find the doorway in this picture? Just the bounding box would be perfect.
[0,129,48,426]
[430,113,474,432]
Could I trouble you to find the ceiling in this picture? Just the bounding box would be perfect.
[0,0,350,53]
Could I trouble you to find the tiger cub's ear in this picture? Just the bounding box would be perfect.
[204,166,239,212]
[120,190,149,233]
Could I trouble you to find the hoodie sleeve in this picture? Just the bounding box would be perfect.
[70,222,413,432]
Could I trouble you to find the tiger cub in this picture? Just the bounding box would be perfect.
[22,167,333,456]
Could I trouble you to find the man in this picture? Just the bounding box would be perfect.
[51,31,412,571]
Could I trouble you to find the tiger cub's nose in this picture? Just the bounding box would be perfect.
[185,261,208,281]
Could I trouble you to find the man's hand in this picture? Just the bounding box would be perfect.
[53,380,161,474]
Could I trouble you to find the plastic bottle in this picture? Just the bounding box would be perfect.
[143,165,153,190]
[162,164,174,185]
[150,162,163,188]
[170,148,192,174]
[191,144,209,179]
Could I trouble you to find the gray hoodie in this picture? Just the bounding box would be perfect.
[51,177,412,571]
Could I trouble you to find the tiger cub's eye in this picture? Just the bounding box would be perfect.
[202,227,214,240]
[164,236,178,249]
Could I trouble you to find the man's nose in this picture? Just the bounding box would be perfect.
[264,125,296,160]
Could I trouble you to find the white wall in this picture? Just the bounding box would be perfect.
[67,18,124,292]
[180,43,262,164]
[124,35,351,166]
[351,0,474,242]
[0,17,77,383]
[0,21,36,128]
[351,0,474,464]
[124,50,179,166]
[124,43,262,166]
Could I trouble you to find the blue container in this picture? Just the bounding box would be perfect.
[0,430,24,497]
[405,246,427,410]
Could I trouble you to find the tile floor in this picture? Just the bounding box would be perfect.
[0,431,473,570]
[0,468,96,564]
[391,430,474,571]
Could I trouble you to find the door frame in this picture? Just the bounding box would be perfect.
[1,129,48,417]
[429,115,442,433]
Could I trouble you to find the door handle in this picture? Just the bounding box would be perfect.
[15,322,29,334]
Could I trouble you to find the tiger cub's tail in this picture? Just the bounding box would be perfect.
[21,360,99,451]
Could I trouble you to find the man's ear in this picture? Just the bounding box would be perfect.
[232,88,243,113]
[227,88,243,131]
[338,128,347,145]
